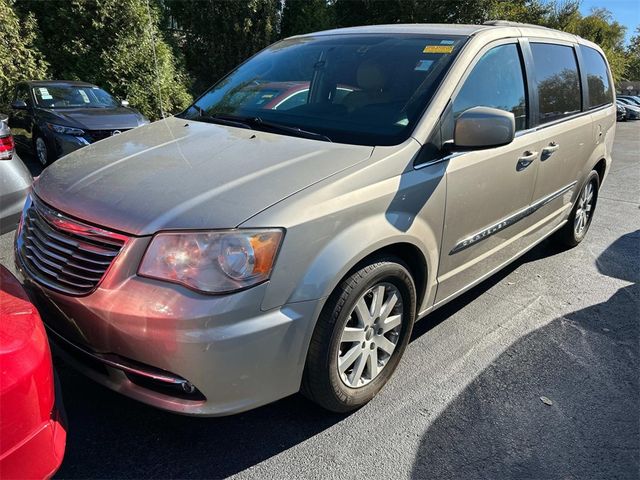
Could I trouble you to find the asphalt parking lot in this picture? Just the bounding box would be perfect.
[1,122,638,479]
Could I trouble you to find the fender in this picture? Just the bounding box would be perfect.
[289,212,440,313]
[243,140,448,314]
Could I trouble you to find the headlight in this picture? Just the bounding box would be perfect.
[47,123,85,136]
[138,229,284,293]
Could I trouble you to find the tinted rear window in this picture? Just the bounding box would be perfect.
[581,46,613,109]
[530,43,581,124]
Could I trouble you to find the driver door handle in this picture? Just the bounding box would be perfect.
[517,150,538,171]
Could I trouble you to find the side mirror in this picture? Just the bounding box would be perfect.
[121,100,130,107]
[453,106,515,149]
[10,100,27,110]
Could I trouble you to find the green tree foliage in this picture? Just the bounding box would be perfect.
[334,0,495,26]
[625,28,640,80]
[0,0,48,107]
[489,0,580,28]
[16,0,192,120]
[563,8,628,82]
[164,0,280,94]
[281,0,335,38]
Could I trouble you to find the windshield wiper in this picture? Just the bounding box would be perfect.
[195,111,253,131]
[199,112,331,142]
[248,116,332,143]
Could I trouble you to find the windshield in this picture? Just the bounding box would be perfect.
[179,34,467,146]
[32,85,119,109]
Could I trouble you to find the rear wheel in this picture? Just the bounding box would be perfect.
[302,258,416,412]
[555,170,600,247]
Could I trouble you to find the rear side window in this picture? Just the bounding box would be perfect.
[453,43,527,131]
[581,46,613,108]
[530,43,581,124]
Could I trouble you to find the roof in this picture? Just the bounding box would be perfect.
[302,24,489,37]
[296,21,577,41]
[23,80,97,88]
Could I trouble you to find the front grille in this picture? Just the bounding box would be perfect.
[86,129,129,142]
[17,196,127,296]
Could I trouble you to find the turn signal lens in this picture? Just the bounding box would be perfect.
[138,229,284,294]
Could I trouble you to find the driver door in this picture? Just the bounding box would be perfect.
[435,41,544,303]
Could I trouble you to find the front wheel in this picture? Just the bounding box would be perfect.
[302,258,416,412]
[34,135,51,166]
[555,170,600,247]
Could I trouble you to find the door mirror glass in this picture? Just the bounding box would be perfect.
[121,99,129,107]
[453,106,515,149]
[10,100,27,110]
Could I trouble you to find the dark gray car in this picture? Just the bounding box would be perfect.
[8,80,149,165]
[0,115,31,234]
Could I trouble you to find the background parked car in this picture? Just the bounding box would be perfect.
[0,115,32,235]
[616,103,627,121]
[617,99,640,120]
[0,265,66,479]
[617,95,640,107]
[8,81,149,166]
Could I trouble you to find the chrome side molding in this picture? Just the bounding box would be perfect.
[450,181,577,254]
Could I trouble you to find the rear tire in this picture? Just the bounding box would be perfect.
[555,170,600,248]
[302,257,416,413]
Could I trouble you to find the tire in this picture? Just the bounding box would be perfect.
[302,257,417,413]
[555,170,600,248]
[34,134,51,166]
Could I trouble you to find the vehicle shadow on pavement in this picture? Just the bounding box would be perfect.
[411,231,640,480]
[54,365,347,479]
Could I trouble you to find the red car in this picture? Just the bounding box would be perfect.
[0,265,66,479]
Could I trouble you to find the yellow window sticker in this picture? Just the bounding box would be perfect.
[423,45,454,54]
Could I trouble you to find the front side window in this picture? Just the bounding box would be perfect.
[453,43,527,131]
[581,46,613,109]
[15,84,30,103]
[31,85,119,109]
[530,43,581,124]
[180,34,467,146]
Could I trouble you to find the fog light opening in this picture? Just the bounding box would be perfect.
[181,381,196,394]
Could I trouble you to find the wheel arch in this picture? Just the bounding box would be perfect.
[592,157,606,182]
[340,242,428,316]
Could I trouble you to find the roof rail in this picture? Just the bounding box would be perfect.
[483,20,548,28]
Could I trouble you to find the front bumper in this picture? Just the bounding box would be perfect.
[15,257,322,416]
[0,411,66,479]
[51,132,90,158]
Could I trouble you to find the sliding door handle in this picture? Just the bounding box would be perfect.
[541,142,560,160]
[516,151,538,171]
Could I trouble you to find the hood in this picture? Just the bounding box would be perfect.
[38,106,144,130]
[33,116,374,235]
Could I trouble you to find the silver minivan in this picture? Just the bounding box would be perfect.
[15,22,615,415]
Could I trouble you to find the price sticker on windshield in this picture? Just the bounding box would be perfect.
[423,45,454,54]
[39,87,53,100]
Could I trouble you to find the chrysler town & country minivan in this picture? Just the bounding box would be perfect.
[15,22,615,415]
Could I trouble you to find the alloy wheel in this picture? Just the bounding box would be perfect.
[337,282,403,388]
[36,137,48,166]
[574,180,595,236]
